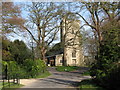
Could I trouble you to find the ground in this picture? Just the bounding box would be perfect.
[19,67,91,89]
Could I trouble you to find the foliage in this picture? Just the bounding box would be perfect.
[2,37,12,61]
[22,59,47,78]
[79,79,105,90]
[2,38,33,64]
[2,59,49,79]
[1,82,24,89]
[56,66,79,72]
[82,71,90,76]
[46,43,63,56]
[2,38,49,79]
[2,61,26,79]
[90,19,120,89]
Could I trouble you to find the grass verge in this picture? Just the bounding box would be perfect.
[34,71,51,78]
[0,82,24,90]
[79,79,105,90]
[56,66,79,72]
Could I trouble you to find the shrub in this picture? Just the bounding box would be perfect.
[22,59,47,78]
[101,64,120,90]
[2,59,47,79]
[89,21,120,89]
[2,61,26,79]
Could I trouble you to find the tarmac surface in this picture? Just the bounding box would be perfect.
[18,67,91,89]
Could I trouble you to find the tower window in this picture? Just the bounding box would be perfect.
[72,50,76,58]
[60,60,62,63]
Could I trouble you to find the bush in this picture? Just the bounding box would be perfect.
[79,79,104,90]
[101,64,120,90]
[2,61,26,79]
[90,62,120,90]
[2,59,47,79]
[22,59,47,78]
[89,22,120,89]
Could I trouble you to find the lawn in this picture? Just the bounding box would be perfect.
[56,66,79,72]
[0,82,24,90]
[79,79,105,90]
[34,71,51,78]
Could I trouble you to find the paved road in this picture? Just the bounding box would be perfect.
[19,67,91,89]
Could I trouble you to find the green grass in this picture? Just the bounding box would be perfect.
[22,70,51,79]
[0,82,24,90]
[34,71,51,78]
[79,79,105,90]
[82,71,90,76]
[56,66,79,72]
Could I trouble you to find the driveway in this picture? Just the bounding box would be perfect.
[19,67,91,89]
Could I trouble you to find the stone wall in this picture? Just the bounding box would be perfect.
[55,54,63,66]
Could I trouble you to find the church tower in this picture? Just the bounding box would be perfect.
[60,18,84,66]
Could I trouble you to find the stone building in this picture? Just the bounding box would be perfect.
[60,18,84,66]
[46,18,84,66]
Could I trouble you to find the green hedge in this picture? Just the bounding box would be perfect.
[90,63,120,90]
[2,59,47,79]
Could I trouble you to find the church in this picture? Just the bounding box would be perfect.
[46,18,85,66]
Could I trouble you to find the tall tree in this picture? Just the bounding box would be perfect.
[90,15,120,90]
[2,37,12,61]
[21,2,62,60]
[9,40,33,64]
[2,2,63,60]
[75,2,119,44]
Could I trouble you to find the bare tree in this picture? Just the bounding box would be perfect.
[21,2,62,60]
[2,2,65,60]
[75,2,119,44]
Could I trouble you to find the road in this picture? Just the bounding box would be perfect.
[19,67,91,89]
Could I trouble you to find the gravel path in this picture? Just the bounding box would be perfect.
[19,67,91,89]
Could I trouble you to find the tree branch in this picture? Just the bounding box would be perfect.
[75,12,96,30]
[21,25,38,43]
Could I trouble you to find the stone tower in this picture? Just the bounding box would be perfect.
[60,18,84,66]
